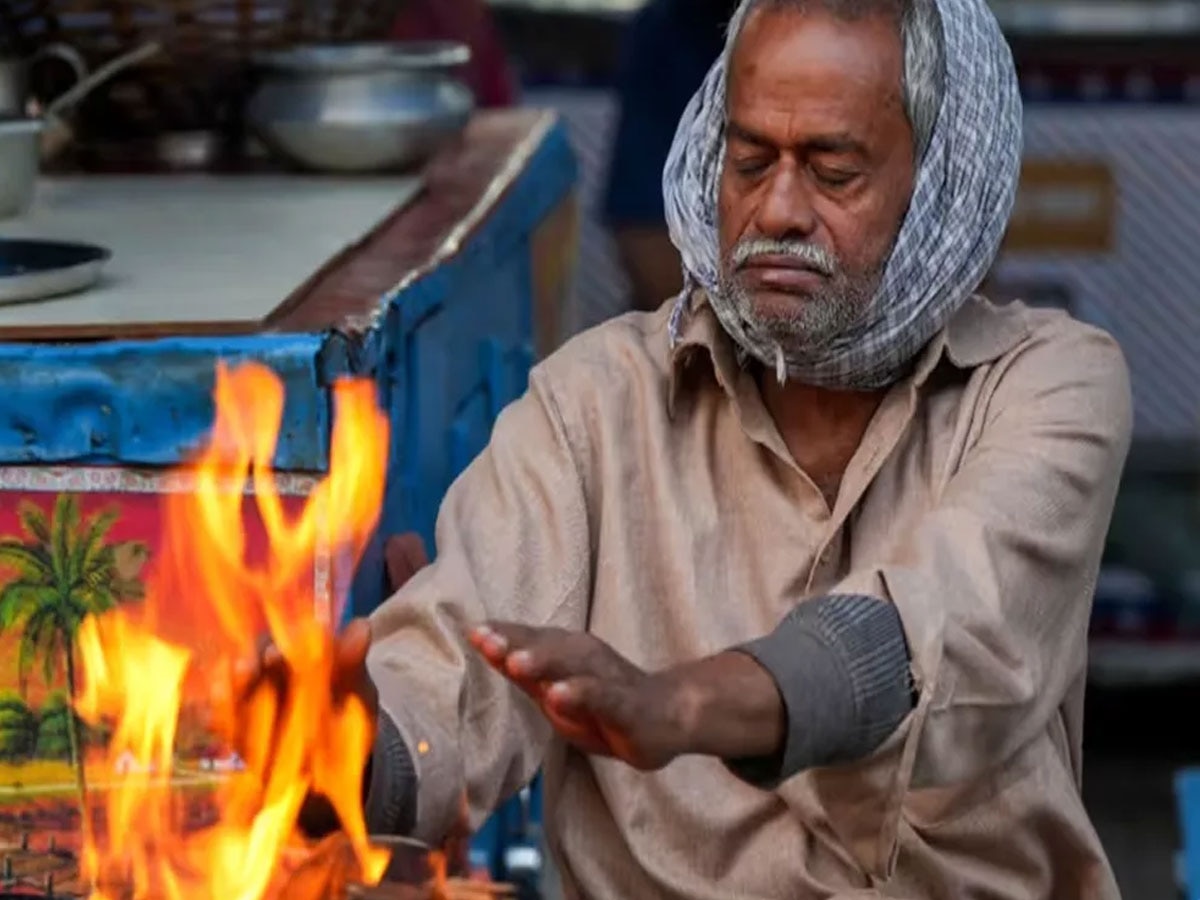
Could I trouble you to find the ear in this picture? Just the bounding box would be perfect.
[383,532,430,592]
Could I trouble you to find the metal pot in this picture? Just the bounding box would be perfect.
[372,835,438,884]
[245,42,474,173]
[341,836,437,900]
[0,119,42,219]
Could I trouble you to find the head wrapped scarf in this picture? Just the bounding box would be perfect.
[663,0,1023,389]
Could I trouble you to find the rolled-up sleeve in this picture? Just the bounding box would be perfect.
[728,593,914,786]
[364,368,592,845]
[812,323,1133,877]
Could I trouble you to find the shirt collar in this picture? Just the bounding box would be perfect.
[667,292,1030,415]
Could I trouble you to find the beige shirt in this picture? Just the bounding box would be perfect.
[368,293,1131,899]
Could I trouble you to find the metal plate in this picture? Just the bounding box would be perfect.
[0,239,110,305]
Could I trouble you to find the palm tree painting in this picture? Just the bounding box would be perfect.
[0,494,148,814]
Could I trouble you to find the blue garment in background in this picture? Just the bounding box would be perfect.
[602,0,732,226]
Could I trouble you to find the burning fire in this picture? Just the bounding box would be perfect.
[73,363,391,900]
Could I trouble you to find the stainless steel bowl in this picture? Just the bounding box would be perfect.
[246,42,474,173]
[0,118,41,219]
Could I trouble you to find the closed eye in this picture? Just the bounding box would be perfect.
[732,157,771,177]
[812,167,860,189]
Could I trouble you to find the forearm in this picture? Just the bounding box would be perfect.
[666,594,914,785]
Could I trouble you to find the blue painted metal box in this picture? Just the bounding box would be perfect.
[0,110,576,886]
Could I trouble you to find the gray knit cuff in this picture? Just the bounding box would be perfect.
[363,709,418,835]
[726,594,913,787]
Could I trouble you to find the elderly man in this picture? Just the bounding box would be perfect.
[300,0,1131,896]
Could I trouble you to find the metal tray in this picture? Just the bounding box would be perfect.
[0,238,111,305]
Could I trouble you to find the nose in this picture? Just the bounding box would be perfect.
[755,158,817,240]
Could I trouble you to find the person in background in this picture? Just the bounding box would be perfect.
[390,0,518,109]
[603,0,738,311]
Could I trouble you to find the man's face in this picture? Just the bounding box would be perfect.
[717,4,917,355]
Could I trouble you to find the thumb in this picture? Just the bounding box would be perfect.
[337,617,373,670]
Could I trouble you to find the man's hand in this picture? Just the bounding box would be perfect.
[468,622,696,771]
[470,622,789,773]
[236,617,379,836]
[237,617,378,716]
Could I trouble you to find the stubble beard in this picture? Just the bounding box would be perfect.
[715,237,883,381]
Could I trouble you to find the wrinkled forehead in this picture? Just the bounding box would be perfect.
[717,3,910,151]
[724,7,906,119]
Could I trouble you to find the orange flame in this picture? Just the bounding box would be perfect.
[74,362,391,900]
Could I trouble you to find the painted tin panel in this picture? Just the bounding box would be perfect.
[0,335,330,472]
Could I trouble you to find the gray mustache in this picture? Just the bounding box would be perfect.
[732,238,837,276]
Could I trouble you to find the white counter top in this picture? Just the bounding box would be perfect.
[0,174,423,335]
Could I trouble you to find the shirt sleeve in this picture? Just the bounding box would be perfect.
[805,321,1132,878]
[363,368,592,845]
[726,593,914,786]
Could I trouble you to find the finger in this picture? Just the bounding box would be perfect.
[479,651,545,703]
[481,622,594,683]
[332,617,376,707]
[467,623,510,664]
[465,627,539,700]
[232,633,280,692]
[263,643,283,669]
[470,620,560,659]
[481,621,544,643]
[544,676,610,719]
[232,650,260,686]
[468,621,571,680]
[468,642,615,757]
[469,641,579,727]
[547,681,592,724]
[337,617,372,670]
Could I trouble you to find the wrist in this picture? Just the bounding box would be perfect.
[656,652,785,761]
[654,665,709,758]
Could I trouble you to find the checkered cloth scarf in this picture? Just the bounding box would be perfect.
[663,0,1023,389]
